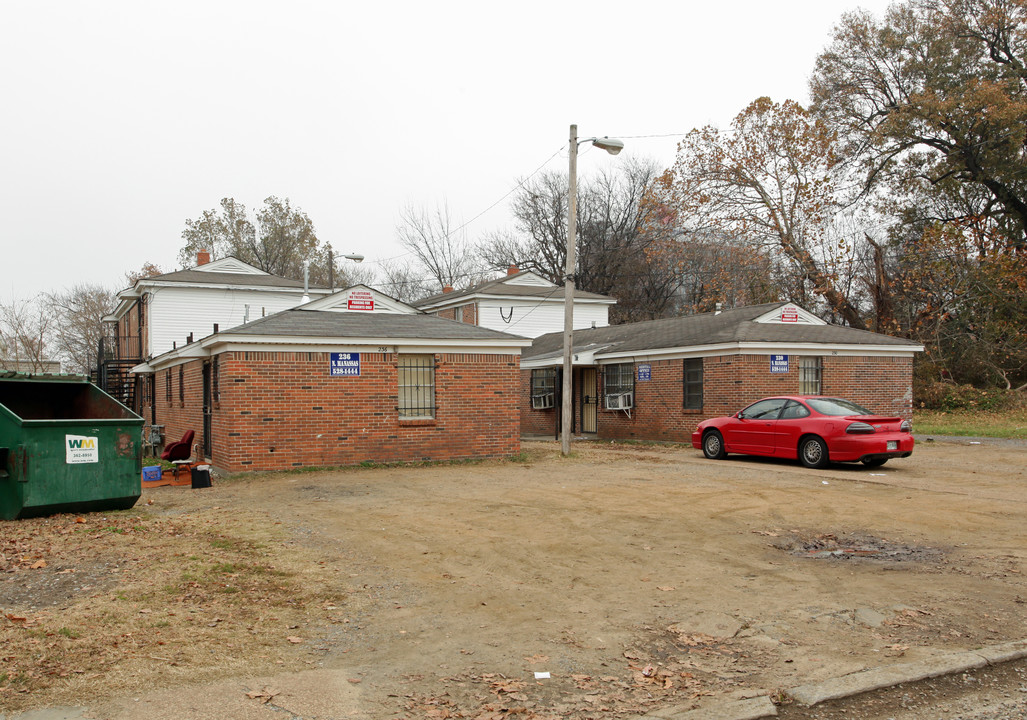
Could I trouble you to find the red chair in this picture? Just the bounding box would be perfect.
[161,430,195,480]
[161,430,194,461]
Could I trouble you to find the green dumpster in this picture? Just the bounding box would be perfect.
[0,375,143,520]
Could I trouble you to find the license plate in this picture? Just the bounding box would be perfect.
[887,441,898,450]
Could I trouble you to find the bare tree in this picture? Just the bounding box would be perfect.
[45,284,117,374]
[375,258,435,303]
[479,157,681,321]
[0,296,55,372]
[396,202,487,292]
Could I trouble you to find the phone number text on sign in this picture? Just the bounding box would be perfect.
[330,353,361,376]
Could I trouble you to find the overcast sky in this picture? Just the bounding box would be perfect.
[0,0,894,301]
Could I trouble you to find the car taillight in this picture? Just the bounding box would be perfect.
[900,419,912,432]
[845,421,876,434]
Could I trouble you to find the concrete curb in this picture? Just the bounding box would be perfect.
[634,638,1027,720]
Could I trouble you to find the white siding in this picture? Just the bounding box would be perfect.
[504,272,553,287]
[148,287,310,356]
[478,300,609,338]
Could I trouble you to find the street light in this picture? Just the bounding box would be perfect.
[562,124,625,456]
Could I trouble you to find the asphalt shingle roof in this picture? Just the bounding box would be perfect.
[524,303,920,360]
[224,308,530,342]
[415,272,613,306]
[148,268,307,288]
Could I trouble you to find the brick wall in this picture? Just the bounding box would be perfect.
[117,297,147,360]
[153,360,206,458]
[154,350,521,473]
[520,353,914,444]
[434,303,477,325]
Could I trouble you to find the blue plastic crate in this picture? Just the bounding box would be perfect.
[141,466,162,483]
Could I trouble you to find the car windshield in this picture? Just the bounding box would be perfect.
[806,397,872,416]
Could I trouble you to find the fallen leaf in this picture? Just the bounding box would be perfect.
[286,636,303,644]
[245,686,281,704]
[29,560,47,570]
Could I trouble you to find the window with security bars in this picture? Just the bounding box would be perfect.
[398,355,435,418]
[683,358,703,410]
[530,368,556,409]
[800,357,823,395]
[165,369,172,403]
[604,363,635,400]
[178,365,185,405]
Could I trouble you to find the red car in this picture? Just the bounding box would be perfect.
[691,396,914,468]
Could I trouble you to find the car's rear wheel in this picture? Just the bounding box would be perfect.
[799,436,829,468]
[861,457,888,467]
[702,430,727,460]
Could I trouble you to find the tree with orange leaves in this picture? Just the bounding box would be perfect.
[652,97,867,328]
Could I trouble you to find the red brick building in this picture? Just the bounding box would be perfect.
[521,303,922,443]
[137,287,531,473]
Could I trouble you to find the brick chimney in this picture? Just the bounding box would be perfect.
[442,285,454,293]
[197,249,211,266]
[507,264,519,275]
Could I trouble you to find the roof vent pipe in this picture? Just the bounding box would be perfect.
[302,261,310,303]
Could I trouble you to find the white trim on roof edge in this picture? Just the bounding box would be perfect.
[521,340,923,368]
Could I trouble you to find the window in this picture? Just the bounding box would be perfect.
[779,400,811,420]
[530,368,556,409]
[800,357,823,395]
[604,363,635,409]
[683,358,703,410]
[178,365,185,405]
[398,354,435,418]
[740,398,789,420]
[165,369,172,403]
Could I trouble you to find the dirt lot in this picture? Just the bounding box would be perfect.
[2,437,1026,718]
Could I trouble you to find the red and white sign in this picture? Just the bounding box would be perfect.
[347,290,375,311]
[780,306,799,323]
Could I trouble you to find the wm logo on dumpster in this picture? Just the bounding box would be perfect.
[66,435,99,464]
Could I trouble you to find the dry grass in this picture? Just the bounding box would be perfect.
[0,503,346,711]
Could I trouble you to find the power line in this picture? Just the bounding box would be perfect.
[365,144,566,267]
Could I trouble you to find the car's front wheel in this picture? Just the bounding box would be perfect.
[861,457,888,468]
[799,436,829,469]
[702,430,727,460]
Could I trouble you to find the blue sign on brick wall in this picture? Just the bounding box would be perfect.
[330,352,361,376]
[637,364,651,381]
[770,354,789,373]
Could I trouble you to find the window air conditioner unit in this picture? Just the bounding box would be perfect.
[605,392,633,410]
[531,393,555,410]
